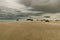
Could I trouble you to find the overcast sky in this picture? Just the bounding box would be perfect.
[21,0,60,13]
[0,0,60,20]
[20,0,60,20]
[1,0,60,12]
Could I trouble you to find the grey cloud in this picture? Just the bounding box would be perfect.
[1,0,60,20]
[21,0,60,13]
[0,6,43,20]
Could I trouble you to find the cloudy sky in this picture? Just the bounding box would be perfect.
[0,0,60,20]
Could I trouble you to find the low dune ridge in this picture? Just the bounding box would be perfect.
[0,21,60,40]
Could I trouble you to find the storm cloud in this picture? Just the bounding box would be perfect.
[21,0,60,13]
[0,0,60,20]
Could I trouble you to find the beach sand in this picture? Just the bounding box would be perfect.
[0,20,60,40]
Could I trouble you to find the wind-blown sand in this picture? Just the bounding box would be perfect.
[0,21,60,40]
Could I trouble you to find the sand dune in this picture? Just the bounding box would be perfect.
[0,21,60,40]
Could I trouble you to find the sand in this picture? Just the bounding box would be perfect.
[0,21,60,40]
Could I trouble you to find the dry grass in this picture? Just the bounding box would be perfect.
[0,21,60,40]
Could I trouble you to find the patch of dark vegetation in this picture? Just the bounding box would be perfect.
[26,19,33,21]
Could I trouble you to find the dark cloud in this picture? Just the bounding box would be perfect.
[0,0,60,20]
[0,6,44,20]
[21,0,60,13]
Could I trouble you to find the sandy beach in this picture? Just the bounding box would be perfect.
[0,21,60,40]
